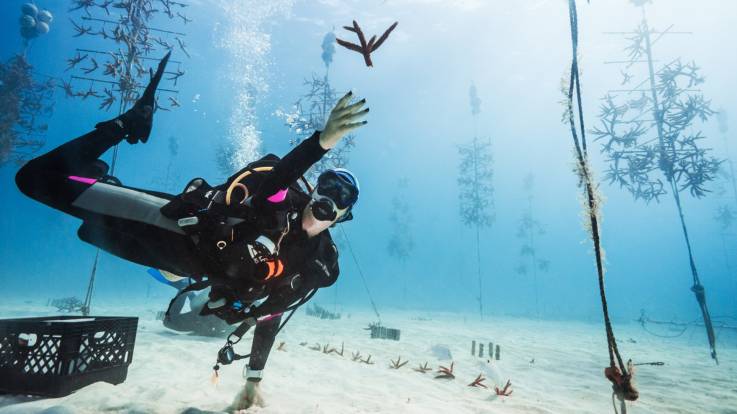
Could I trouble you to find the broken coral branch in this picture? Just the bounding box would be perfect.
[336,20,398,67]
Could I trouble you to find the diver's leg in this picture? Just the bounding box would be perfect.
[15,123,206,276]
[15,123,126,218]
[15,50,170,217]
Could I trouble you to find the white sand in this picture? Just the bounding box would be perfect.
[1,305,735,414]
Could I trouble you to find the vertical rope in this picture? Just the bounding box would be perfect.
[476,223,483,319]
[339,225,381,322]
[82,250,99,316]
[566,3,637,411]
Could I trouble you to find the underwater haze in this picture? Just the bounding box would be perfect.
[1,0,736,413]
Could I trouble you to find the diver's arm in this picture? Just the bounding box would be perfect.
[229,319,279,411]
[245,315,282,381]
[251,92,369,207]
[251,132,327,207]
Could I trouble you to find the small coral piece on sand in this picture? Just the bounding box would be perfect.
[352,351,362,361]
[435,362,455,380]
[495,380,513,396]
[390,356,408,369]
[277,341,286,351]
[361,354,375,365]
[468,374,487,388]
[413,362,432,373]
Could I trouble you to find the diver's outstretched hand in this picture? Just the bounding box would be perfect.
[96,52,171,144]
[320,91,369,149]
[228,380,264,412]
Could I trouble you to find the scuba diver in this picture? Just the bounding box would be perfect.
[14,53,369,410]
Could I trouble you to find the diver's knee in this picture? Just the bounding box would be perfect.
[15,159,53,201]
[14,161,36,197]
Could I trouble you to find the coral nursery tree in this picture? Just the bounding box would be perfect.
[714,110,737,234]
[515,174,550,318]
[716,110,737,208]
[280,31,355,183]
[595,0,720,362]
[1,3,56,167]
[387,178,414,304]
[457,83,494,319]
[65,0,190,315]
[712,111,737,307]
[0,56,53,167]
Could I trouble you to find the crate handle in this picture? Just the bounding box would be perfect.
[18,333,38,348]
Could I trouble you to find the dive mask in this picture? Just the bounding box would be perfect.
[310,169,359,222]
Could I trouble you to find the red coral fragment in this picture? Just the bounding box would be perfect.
[336,20,398,67]
[495,380,513,396]
[435,362,455,380]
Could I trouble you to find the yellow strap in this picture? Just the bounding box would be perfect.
[225,166,274,206]
[224,165,314,206]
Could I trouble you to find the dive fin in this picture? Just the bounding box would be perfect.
[147,268,188,290]
[140,51,171,109]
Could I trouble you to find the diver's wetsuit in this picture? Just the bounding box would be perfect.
[15,125,205,276]
[15,122,340,379]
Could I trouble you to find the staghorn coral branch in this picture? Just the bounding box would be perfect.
[413,362,432,373]
[468,374,488,388]
[353,20,368,49]
[390,356,408,369]
[367,35,377,51]
[435,362,455,380]
[336,20,398,67]
[495,379,513,396]
[335,38,362,53]
[370,21,398,52]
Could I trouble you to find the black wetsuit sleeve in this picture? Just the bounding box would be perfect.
[251,132,326,208]
[247,315,281,380]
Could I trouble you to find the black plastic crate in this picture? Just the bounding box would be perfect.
[367,323,401,341]
[0,316,138,397]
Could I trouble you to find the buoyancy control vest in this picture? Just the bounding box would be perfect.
[158,154,328,323]
[160,154,309,269]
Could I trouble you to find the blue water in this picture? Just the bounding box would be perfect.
[1,0,735,342]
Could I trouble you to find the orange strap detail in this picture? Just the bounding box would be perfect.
[274,260,284,277]
[265,261,276,279]
[264,260,284,281]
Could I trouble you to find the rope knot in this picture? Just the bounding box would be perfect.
[604,363,639,402]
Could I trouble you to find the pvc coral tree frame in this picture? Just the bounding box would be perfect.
[597,3,719,364]
[65,0,190,316]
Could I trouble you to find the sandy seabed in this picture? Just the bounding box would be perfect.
[0,304,735,414]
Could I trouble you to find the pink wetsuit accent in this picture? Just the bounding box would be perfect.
[258,312,284,323]
[266,188,288,203]
[68,176,97,185]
